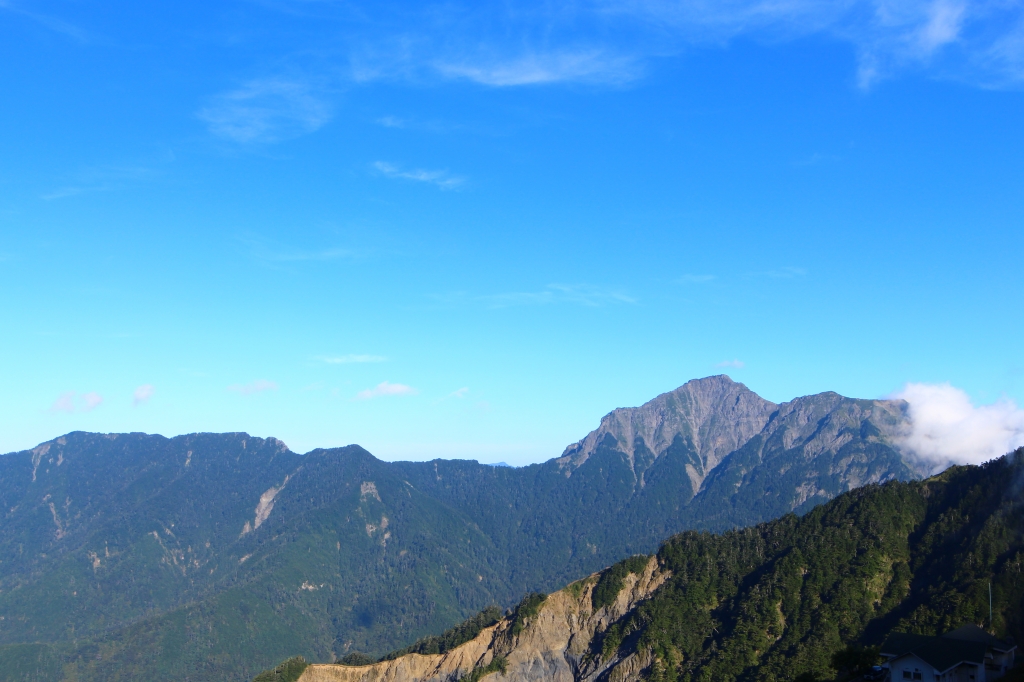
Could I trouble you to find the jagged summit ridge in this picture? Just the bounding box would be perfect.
[557,376,776,479]
[555,376,917,493]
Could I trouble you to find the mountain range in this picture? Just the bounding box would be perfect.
[0,376,931,681]
[282,448,1024,682]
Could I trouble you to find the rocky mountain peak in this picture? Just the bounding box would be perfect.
[556,375,777,477]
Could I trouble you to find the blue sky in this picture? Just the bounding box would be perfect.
[2,0,1023,464]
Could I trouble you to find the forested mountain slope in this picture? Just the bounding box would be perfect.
[0,376,927,681]
[290,448,1024,682]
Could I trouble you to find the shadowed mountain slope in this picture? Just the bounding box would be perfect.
[0,376,927,681]
[290,448,1024,682]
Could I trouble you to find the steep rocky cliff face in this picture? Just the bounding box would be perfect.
[298,557,668,682]
[556,375,778,489]
[556,376,919,498]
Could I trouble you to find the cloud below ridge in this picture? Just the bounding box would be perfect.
[890,382,1024,470]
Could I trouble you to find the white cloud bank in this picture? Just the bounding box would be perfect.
[891,382,1024,469]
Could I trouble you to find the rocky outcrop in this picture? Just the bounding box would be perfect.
[554,376,921,494]
[557,376,776,485]
[298,557,670,682]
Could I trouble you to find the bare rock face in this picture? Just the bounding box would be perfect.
[552,376,923,508]
[298,557,670,682]
[556,375,777,487]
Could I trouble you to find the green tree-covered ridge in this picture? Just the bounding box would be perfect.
[264,449,1024,682]
[0,377,926,681]
[588,449,1024,682]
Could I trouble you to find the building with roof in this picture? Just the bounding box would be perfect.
[881,625,1016,682]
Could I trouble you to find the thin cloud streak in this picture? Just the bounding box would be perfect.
[338,0,1024,89]
[434,49,642,86]
[355,381,418,400]
[319,354,387,364]
[40,165,154,201]
[678,274,716,283]
[716,359,745,369]
[0,1,90,42]
[198,78,332,143]
[240,235,358,264]
[477,284,636,308]
[228,380,279,395]
[373,161,465,190]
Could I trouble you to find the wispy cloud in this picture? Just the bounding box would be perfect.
[133,384,154,407]
[678,274,716,283]
[434,49,642,86]
[240,235,358,264]
[41,165,154,201]
[319,354,386,364]
[373,115,468,134]
[373,161,465,190]
[228,379,279,395]
[339,0,1024,89]
[716,359,745,369]
[48,390,103,413]
[81,392,103,411]
[49,391,76,414]
[262,247,354,262]
[434,386,470,404]
[355,381,419,400]
[477,283,636,308]
[890,382,1024,470]
[0,1,90,42]
[762,266,807,279]
[198,78,332,143]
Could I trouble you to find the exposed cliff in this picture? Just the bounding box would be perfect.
[556,376,919,496]
[298,556,669,682]
[556,375,778,487]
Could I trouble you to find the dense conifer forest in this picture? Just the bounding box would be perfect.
[270,449,1023,682]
